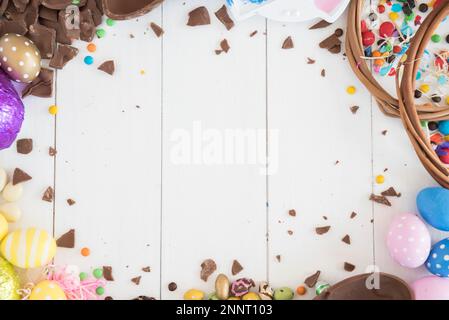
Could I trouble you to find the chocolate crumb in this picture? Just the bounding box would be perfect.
[42,186,54,202]
[305,271,321,288]
[150,22,164,37]
[382,130,388,136]
[288,209,296,217]
[131,276,141,285]
[350,106,359,114]
[350,212,357,219]
[275,255,281,263]
[56,229,75,248]
[316,226,331,235]
[321,69,326,77]
[369,194,392,206]
[200,259,217,281]
[67,198,76,206]
[307,57,316,64]
[220,39,230,53]
[12,168,32,185]
[309,19,332,30]
[232,259,243,276]
[16,138,33,154]
[344,262,356,272]
[381,187,401,197]
[287,230,293,236]
[142,266,151,273]
[103,266,114,281]
[168,282,177,291]
[342,234,351,245]
[282,36,294,49]
[49,147,57,156]
[249,30,258,37]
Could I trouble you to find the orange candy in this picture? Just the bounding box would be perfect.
[81,247,90,257]
[87,43,97,53]
[296,285,307,296]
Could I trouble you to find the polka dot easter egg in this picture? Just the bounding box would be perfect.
[426,238,449,278]
[0,34,41,83]
[29,280,67,300]
[0,228,56,269]
[386,213,431,268]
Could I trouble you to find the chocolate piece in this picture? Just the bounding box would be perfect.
[344,262,355,272]
[288,209,296,217]
[187,6,210,26]
[12,0,29,13]
[49,146,57,156]
[328,44,341,54]
[231,259,243,276]
[307,57,315,64]
[319,34,341,49]
[142,266,151,272]
[131,276,141,285]
[56,229,75,248]
[150,22,163,37]
[342,234,351,245]
[282,36,294,49]
[168,282,177,291]
[369,194,392,206]
[382,130,388,135]
[133,296,155,300]
[42,0,86,10]
[200,259,216,282]
[42,186,54,202]
[334,28,344,37]
[22,67,54,98]
[12,168,32,185]
[27,23,56,58]
[65,198,75,206]
[39,6,58,22]
[381,187,401,197]
[249,30,258,37]
[350,211,357,219]
[305,271,320,288]
[103,266,114,281]
[0,0,9,17]
[350,106,359,114]
[321,69,326,77]
[86,0,103,26]
[275,255,281,262]
[98,60,115,75]
[0,20,27,35]
[220,39,230,53]
[287,230,294,235]
[80,8,95,42]
[309,19,331,30]
[16,138,33,154]
[102,0,163,20]
[49,44,78,69]
[57,8,80,42]
[316,226,330,235]
[314,273,413,300]
[215,5,234,31]
[105,296,113,300]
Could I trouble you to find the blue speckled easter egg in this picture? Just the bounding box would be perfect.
[426,238,449,277]
[417,187,449,231]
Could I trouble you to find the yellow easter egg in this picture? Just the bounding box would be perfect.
[29,280,66,300]
[0,214,7,241]
[242,292,261,300]
[183,289,205,300]
[0,228,56,268]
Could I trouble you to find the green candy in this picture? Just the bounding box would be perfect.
[432,34,442,43]
[273,287,294,300]
[93,268,103,279]
[96,28,106,38]
[79,271,88,281]
[0,257,20,300]
[106,18,115,27]
[208,293,220,300]
[96,286,105,295]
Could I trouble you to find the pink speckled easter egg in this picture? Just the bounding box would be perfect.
[386,213,431,268]
[412,276,449,300]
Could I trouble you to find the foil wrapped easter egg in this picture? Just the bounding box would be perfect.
[0,69,24,150]
[0,33,41,83]
[412,276,449,300]
[0,256,20,300]
[29,280,67,300]
[426,238,449,278]
[0,228,56,269]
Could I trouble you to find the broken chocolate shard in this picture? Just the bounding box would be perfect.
[16,138,33,154]
[215,5,234,31]
[187,6,210,27]
[288,209,296,217]
[381,187,401,197]
[12,168,32,185]
[275,255,281,262]
[309,19,331,30]
[150,22,163,37]
[22,68,54,98]
[49,44,79,69]
[42,186,54,202]
[0,19,27,35]
[344,262,356,272]
[319,34,341,49]
[142,266,151,272]
[307,57,316,64]
[27,23,56,58]
[342,234,351,245]
[98,60,115,75]
[102,0,163,20]
[39,6,58,22]
[305,270,321,288]
[231,259,243,276]
[200,259,216,282]
[56,229,75,248]
[316,226,331,235]
[67,198,76,206]
[103,266,114,281]
[49,146,57,156]
[282,36,294,49]
[220,39,230,53]
[350,106,359,114]
[131,276,141,285]
[370,194,392,206]
[350,211,357,219]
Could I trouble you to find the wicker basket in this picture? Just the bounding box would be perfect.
[346,0,449,120]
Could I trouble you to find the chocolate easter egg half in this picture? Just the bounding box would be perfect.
[102,0,163,20]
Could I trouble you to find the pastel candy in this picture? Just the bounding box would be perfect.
[0,228,56,268]
[386,213,431,268]
[2,182,23,202]
[426,238,449,278]
[412,276,449,300]
[417,187,449,231]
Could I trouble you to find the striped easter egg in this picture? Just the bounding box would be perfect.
[0,228,56,269]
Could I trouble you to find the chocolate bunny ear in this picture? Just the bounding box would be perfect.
[102,0,163,20]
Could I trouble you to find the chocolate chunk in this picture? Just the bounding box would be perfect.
[187,6,210,26]
[282,36,294,49]
[22,68,54,98]
[231,259,243,276]
[98,60,115,75]
[316,226,331,235]
[0,19,27,35]
[86,0,103,26]
[344,262,356,272]
[342,234,351,245]
[305,271,320,288]
[307,57,315,64]
[150,22,163,37]
[42,186,54,202]
[80,8,95,42]
[220,39,230,53]
[49,146,57,156]
[215,5,234,31]
[12,168,32,185]
[350,106,359,114]
[67,198,76,206]
[103,266,114,281]
[334,28,344,37]
[328,44,341,54]
[369,194,392,206]
[288,209,296,217]
[131,276,141,285]
[168,282,177,291]
[382,130,388,135]
[12,0,29,13]
[42,0,85,10]
[309,19,331,30]
[287,230,294,235]
[56,229,75,248]
[142,266,151,272]
[200,259,216,282]
[49,44,78,69]
[16,138,33,154]
[57,8,80,42]
[350,212,357,219]
[381,187,401,197]
[319,34,341,49]
[102,0,163,20]
[39,6,58,22]
[27,23,56,58]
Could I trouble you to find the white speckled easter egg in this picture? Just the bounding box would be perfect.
[0,228,56,269]
[0,34,41,83]
[386,213,431,268]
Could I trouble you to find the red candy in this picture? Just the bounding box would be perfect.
[439,148,449,164]
[379,22,395,38]
[362,30,375,46]
[377,5,385,13]
[361,20,368,33]
[393,45,402,54]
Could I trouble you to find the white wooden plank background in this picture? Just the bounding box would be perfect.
[0,0,447,299]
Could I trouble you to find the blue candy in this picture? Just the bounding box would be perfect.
[391,3,402,12]
[417,187,449,231]
[426,238,449,278]
[439,120,449,135]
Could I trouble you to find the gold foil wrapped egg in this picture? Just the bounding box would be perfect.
[0,33,41,83]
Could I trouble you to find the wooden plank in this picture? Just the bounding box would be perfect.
[161,0,267,299]
[54,10,162,299]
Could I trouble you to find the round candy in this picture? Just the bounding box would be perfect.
[0,214,8,241]
[273,287,294,300]
[439,148,449,164]
[0,168,7,192]
[439,120,449,135]
[93,268,103,279]
[184,289,204,300]
[412,276,449,300]
[296,285,307,295]
[0,228,56,268]
[0,34,41,83]
[386,213,431,268]
[379,22,395,38]
[96,286,105,295]
[0,202,22,222]
[432,34,442,43]
[81,247,90,257]
[215,274,230,300]
[29,280,67,300]
[426,238,449,277]
[84,56,94,65]
[2,182,23,202]
[417,187,449,231]
[362,31,375,46]
[0,257,20,300]
[242,292,260,300]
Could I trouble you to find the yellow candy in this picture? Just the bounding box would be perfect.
[420,84,430,93]
[29,280,67,300]
[0,214,7,241]
[346,86,356,95]
[242,292,261,300]
[184,289,204,300]
[375,175,385,184]
[446,96,449,105]
[389,12,399,21]
[0,228,56,268]
[48,105,58,115]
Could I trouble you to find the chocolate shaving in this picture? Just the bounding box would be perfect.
[131,276,141,285]
[98,60,115,75]
[49,44,78,69]
[12,168,32,185]
[282,36,294,49]
[215,5,234,31]
[42,186,54,202]
[309,19,331,30]
[103,266,114,281]
[381,187,401,197]
[56,229,75,248]
[320,34,341,50]
[231,259,243,276]
[249,30,258,37]
[16,138,33,154]
[150,22,163,37]
[369,194,392,206]
[342,234,351,245]
[321,69,326,77]
[22,68,54,98]
[200,259,216,281]
[344,262,355,272]
[316,226,331,235]
[305,271,320,288]
[187,6,210,27]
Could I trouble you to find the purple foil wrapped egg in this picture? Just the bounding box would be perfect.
[230,278,255,297]
[0,69,24,150]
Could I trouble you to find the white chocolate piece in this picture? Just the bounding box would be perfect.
[0,203,21,222]
[0,168,7,192]
[2,182,23,202]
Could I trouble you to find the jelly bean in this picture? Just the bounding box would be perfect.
[87,43,96,53]
[378,5,385,13]
[389,12,399,21]
[96,28,106,38]
[420,84,430,93]
[362,30,375,46]
[391,3,401,12]
[184,289,205,300]
[242,292,261,300]
[2,182,23,202]
[106,18,115,27]
[274,287,294,300]
[439,121,449,136]
[79,272,88,281]
[215,274,230,300]
[96,286,105,295]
